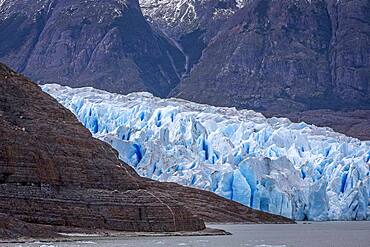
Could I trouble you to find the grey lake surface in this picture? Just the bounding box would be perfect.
[3,222,370,247]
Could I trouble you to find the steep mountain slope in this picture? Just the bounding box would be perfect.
[1,0,368,140]
[43,84,370,221]
[173,0,369,109]
[140,0,245,70]
[0,0,185,97]
[140,0,244,37]
[142,0,370,139]
[0,63,291,238]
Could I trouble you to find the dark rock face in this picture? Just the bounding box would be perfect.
[2,1,367,139]
[144,0,369,139]
[325,0,370,105]
[0,213,61,239]
[173,0,370,112]
[141,0,242,71]
[0,63,292,238]
[0,0,185,97]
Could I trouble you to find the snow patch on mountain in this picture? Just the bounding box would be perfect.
[0,0,12,16]
[139,0,245,36]
[140,0,198,27]
[42,84,370,221]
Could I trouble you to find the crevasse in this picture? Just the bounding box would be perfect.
[42,84,370,220]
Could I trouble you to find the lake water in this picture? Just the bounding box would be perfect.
[4,221,370,247]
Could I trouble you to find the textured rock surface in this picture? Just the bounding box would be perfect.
[140,0,244,71]
[0,63,292,238]
[0,0,185,97]
[172,0,370,112]
[140,0,247,41]
[0,63,204,234]
[143,0,370,139]
[0,213,58,239]
[1,0,368,141]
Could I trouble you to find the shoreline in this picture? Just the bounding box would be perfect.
[0,227,230,244]
[2,222,370,247]
[2,220,369,244]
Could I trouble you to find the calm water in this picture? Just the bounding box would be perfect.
[3,221,370,247]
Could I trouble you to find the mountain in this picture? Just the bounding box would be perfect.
[143,0,370,140]
[1,0,369,140]
[142,0,370,111]
[0,63,292,238]
[42,83,370,221]
[0,0,185,97]
[140,0,243,37]
[140,0,246,71]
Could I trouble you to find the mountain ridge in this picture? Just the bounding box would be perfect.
[0,0,186,97]
[0,0,369,140]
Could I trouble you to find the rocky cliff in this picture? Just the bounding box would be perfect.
[171,0,368,107]
[145,0,370,139]
[0,0,185,97]
[0,63,292,238]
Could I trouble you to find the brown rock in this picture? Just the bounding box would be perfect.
[0,63,292,238]
[0,213,58,239]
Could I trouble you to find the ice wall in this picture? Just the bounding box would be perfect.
[42,84,370,220]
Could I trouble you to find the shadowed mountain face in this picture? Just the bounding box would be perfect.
[0,0,185,97]
[143,0,370,139]
[171,0,370,110]
[140,0,243,71]
[0,63,292,238]
[1,0,368,140]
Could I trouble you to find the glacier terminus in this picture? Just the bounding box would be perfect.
[42,84,370,221]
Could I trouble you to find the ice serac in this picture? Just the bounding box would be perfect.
[43,84,370,221]
[0,63,291,238]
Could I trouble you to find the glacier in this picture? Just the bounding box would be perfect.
[42,84,370,221]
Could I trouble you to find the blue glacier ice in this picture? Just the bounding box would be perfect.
[42,84,370,221]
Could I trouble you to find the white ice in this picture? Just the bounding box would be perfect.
[42,84,370,220]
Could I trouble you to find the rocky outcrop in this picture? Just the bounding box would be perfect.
[0,213,58,239]
[0,63,204,234]
[0,63,292,238]
[172,0,369,112]
[0,0,185,97]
